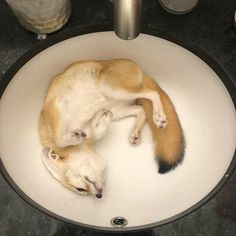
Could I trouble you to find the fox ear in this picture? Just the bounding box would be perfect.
[48,149,61,161]
[41,147,61,161]
[41,148,63,181]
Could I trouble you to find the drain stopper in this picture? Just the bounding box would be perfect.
[111,216,128,227]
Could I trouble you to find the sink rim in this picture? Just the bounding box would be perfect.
[0,25,235,233]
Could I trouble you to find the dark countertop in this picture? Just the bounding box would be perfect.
[0,0,236,235]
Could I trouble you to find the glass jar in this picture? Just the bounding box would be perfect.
[5,0,71,33]
[159,0,199,14]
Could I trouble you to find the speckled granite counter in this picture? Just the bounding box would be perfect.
[0,0,236,235]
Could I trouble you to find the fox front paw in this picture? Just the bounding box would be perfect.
[70,129,87,144]
[92,110,113,140]
[99,110,113,124]
[153,110,167,128]
[102,110,113,118]
[95,110,113,128]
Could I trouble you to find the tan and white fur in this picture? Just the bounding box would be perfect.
[39,59,185,197]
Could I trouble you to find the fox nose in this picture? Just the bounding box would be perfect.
[96,193,102,198]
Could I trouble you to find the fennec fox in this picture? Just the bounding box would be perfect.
[39,59,185,197]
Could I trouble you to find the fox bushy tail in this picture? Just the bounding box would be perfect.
[137,76,185,174]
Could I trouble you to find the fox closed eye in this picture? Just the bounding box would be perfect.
[76,188,87,192]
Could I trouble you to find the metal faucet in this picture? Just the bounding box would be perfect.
[113,0,142,40]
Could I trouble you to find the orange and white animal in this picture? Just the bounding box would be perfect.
[39,59,185,198]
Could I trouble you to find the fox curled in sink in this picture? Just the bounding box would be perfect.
[39,59,185,197]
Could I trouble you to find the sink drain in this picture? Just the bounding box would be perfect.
[111,216,128,227]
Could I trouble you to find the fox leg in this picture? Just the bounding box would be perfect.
[111,105,146,145]
[43,99,87,148]
[116,88,167,128]
[100,60,167,128]
[90,110,113,140]
[136,88,167,129]
[101,85,167,128]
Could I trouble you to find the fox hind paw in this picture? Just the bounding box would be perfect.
[153,110,167,128]
[129,130,141,145]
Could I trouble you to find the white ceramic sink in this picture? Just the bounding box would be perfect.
[0,31,235,232]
